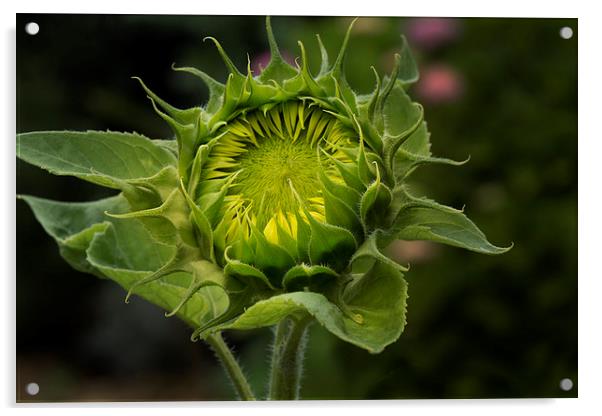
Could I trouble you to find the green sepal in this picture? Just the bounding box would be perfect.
[397,35,419,85]
[373,54,400,134]
[275,220,300,260]
[297,40,326,98]
[392,122,432,181]
[247,221,296,287]
[146,98,204,182]
[120,166,179,211]
[187,141,210,200]
[307,219,357,272]
[293,211,311,263]
[203,36,245,79]
[164,275,219,318]
[322,185,363,240]
[398,121,431,156]
[367,66,381,123]
[393,195,512,255]
[258,16,299,84]
[356,127,376,186]
[360,163,393,230]
[209,73,244,127]
[290,179,358,272]
[246,71,287,108]
[120,243,190,303]
[351,230,409,273]
[178,178,215,263]
[315,34,330,77]
[164,259,233,317]
[197,171,240,228]
[282,264,339,292]
[396,149,470,181]
[223,246,277,291]
[382,84,424,174]
[318,18,359,113]
[171,64,225,115]
[227,231,256,264]
[132,76,201,125]
[321,148,365,193]
[191,284,271,342]
[329,75,358,119]
[106,187,195,247]
[318,163,361,211]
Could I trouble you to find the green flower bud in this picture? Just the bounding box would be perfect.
[18,17,510,353]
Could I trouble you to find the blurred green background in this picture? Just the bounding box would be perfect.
[16,14,577,401]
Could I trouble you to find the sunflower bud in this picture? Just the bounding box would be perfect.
[18,17,509,353]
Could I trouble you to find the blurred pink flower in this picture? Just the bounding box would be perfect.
[406,18,460,50]
[415,65,464,104]
[386,240,438,264]
[252,50,296,76]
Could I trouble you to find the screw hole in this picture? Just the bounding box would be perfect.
[25,22,40,35]
[559,26,573,39]
[559,378,573,391]
[25,382,40,396]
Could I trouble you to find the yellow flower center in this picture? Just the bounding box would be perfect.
[203,100,355,245]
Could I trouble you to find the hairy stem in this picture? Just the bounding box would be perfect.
[268,314,313,400]
[206,332,256,401]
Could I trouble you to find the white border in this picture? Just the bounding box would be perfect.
[3,0,599,415]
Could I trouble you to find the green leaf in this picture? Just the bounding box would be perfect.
[19,194,128,276]
[203,260,408,354]
[20,192,227,327]
[393,200,512,254]
[86,216,228,327]
[151,139,178,156]
[17,130,177,189]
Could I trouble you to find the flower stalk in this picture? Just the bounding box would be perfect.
[206,333,256,400]
[268,314,313,400]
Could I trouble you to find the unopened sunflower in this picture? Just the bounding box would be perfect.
[18,17,509,362]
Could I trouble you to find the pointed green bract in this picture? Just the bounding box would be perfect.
[17,17,509,353]
[393,197,512,255]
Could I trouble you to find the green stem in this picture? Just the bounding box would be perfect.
[206,332,256,401]
[268,314,312,400]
